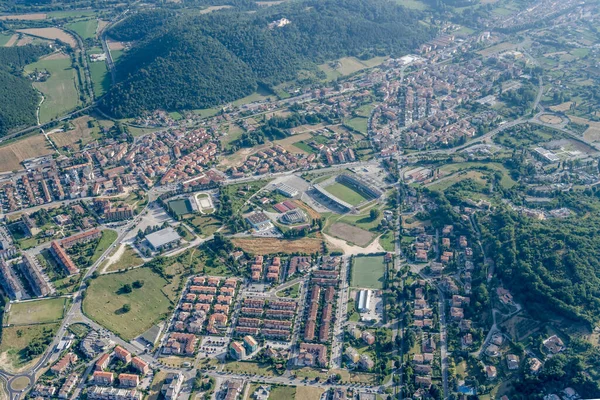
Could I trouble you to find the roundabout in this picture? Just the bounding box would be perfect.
[539,113,565,125]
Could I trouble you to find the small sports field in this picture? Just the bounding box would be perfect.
[168,199,193,216]
[351,255,386,289]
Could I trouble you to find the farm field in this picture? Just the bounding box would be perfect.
[0,13,47,20]
[351,255,386,289]
[66,19,97,39]
[0,134,54,172]
[24,56,80,123]
[17,28,77,47]
[6,297,66,325]
[88,58,110,97]
[50,115,102,149]
[328,222,374,247]
[319,56,387,80]
[324,182,368,206]
[0,33,13,46]
[231,237,323,255]
[82,267,172,341]
[0,323,59,372]
[570,116,600,142]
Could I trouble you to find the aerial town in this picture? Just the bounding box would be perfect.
[0,0,599,400]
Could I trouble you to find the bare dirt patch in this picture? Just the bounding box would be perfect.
[4,34,18,47]
[539,114,563,125]
[107,40,125,50]
[293,200,321,220]
[17,28,76,47]
[323,233,383,255]
[0,135,55,172]
[231,237,323,255]
[219,143,269,168]
[0,13,46,20]
[328,222,374,247]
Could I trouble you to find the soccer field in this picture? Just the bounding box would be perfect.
[324,182,368,206]
[351,255,386,289]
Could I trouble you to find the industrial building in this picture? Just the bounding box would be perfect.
[145,227,182,251]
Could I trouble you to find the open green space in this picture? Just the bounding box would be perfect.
[82,267,172,341]
[0,33,13,46]
[67,322,90,338]
[88,59,110,97]
[351,255,386,289]
[47,10,97,18]
[343,117,368,134]
[392,0,429,9]
[0,323,59,371]
[66,19,97,39]
[187,215,221,237]
[324,182,368,206]
[6,297,66,326]
[24,57,80,123]
[105,245,144,272]
[438,162,517,189]
[222,361,274,376]
[269,385,297,400]
[379,230,395,252]
[90,229,118,264]
[428,170,488,192]
[276,283,300,299]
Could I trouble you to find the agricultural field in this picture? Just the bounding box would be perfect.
[6,297,66,325]
[66,18,97,39]
[392,0,429,10]
[82,267,173,341]
[324,182,368,206]
[24,56,80,123]
[351,255,386,289]
[16,28,77,47]
[0,133,54,172]
[88,58,110,97]
[50,115,103,150]
[328,222,374,247]
[570,116,600,142]
[0,13,47,20]
[231,237,323,255]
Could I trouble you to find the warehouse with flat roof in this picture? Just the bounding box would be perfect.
[145,227,181,251]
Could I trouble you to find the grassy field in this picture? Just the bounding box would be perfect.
[438,162,517,189]
[343,117,368,134]
[66,19,97,39]
[0,33,13,46]
[379,230,395,252]
[392,0,429,9]
[88,59,110,97]
[427,170,488,191]
[25,57,79,123]
[105,245,144,272]
[269,386,297,400]
[188,215,221,237]
[0,133,54,172]
[276,283,300,298]
[351,255,386,289]
[223,361,274,376]
[90,230,118,264]
[319,56,387,80]
[0,323,59,371]
[82,267,172,341]
[324,182,368,206]
[294,386,325,400]
[6,297,66,325]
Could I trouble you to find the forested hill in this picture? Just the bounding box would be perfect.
[485,205,600,328]
[99,0,434,118]
[0,45,51,137]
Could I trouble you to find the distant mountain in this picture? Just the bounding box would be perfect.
[100,0,435,118]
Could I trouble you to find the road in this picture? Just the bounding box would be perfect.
[330,257,349,368]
